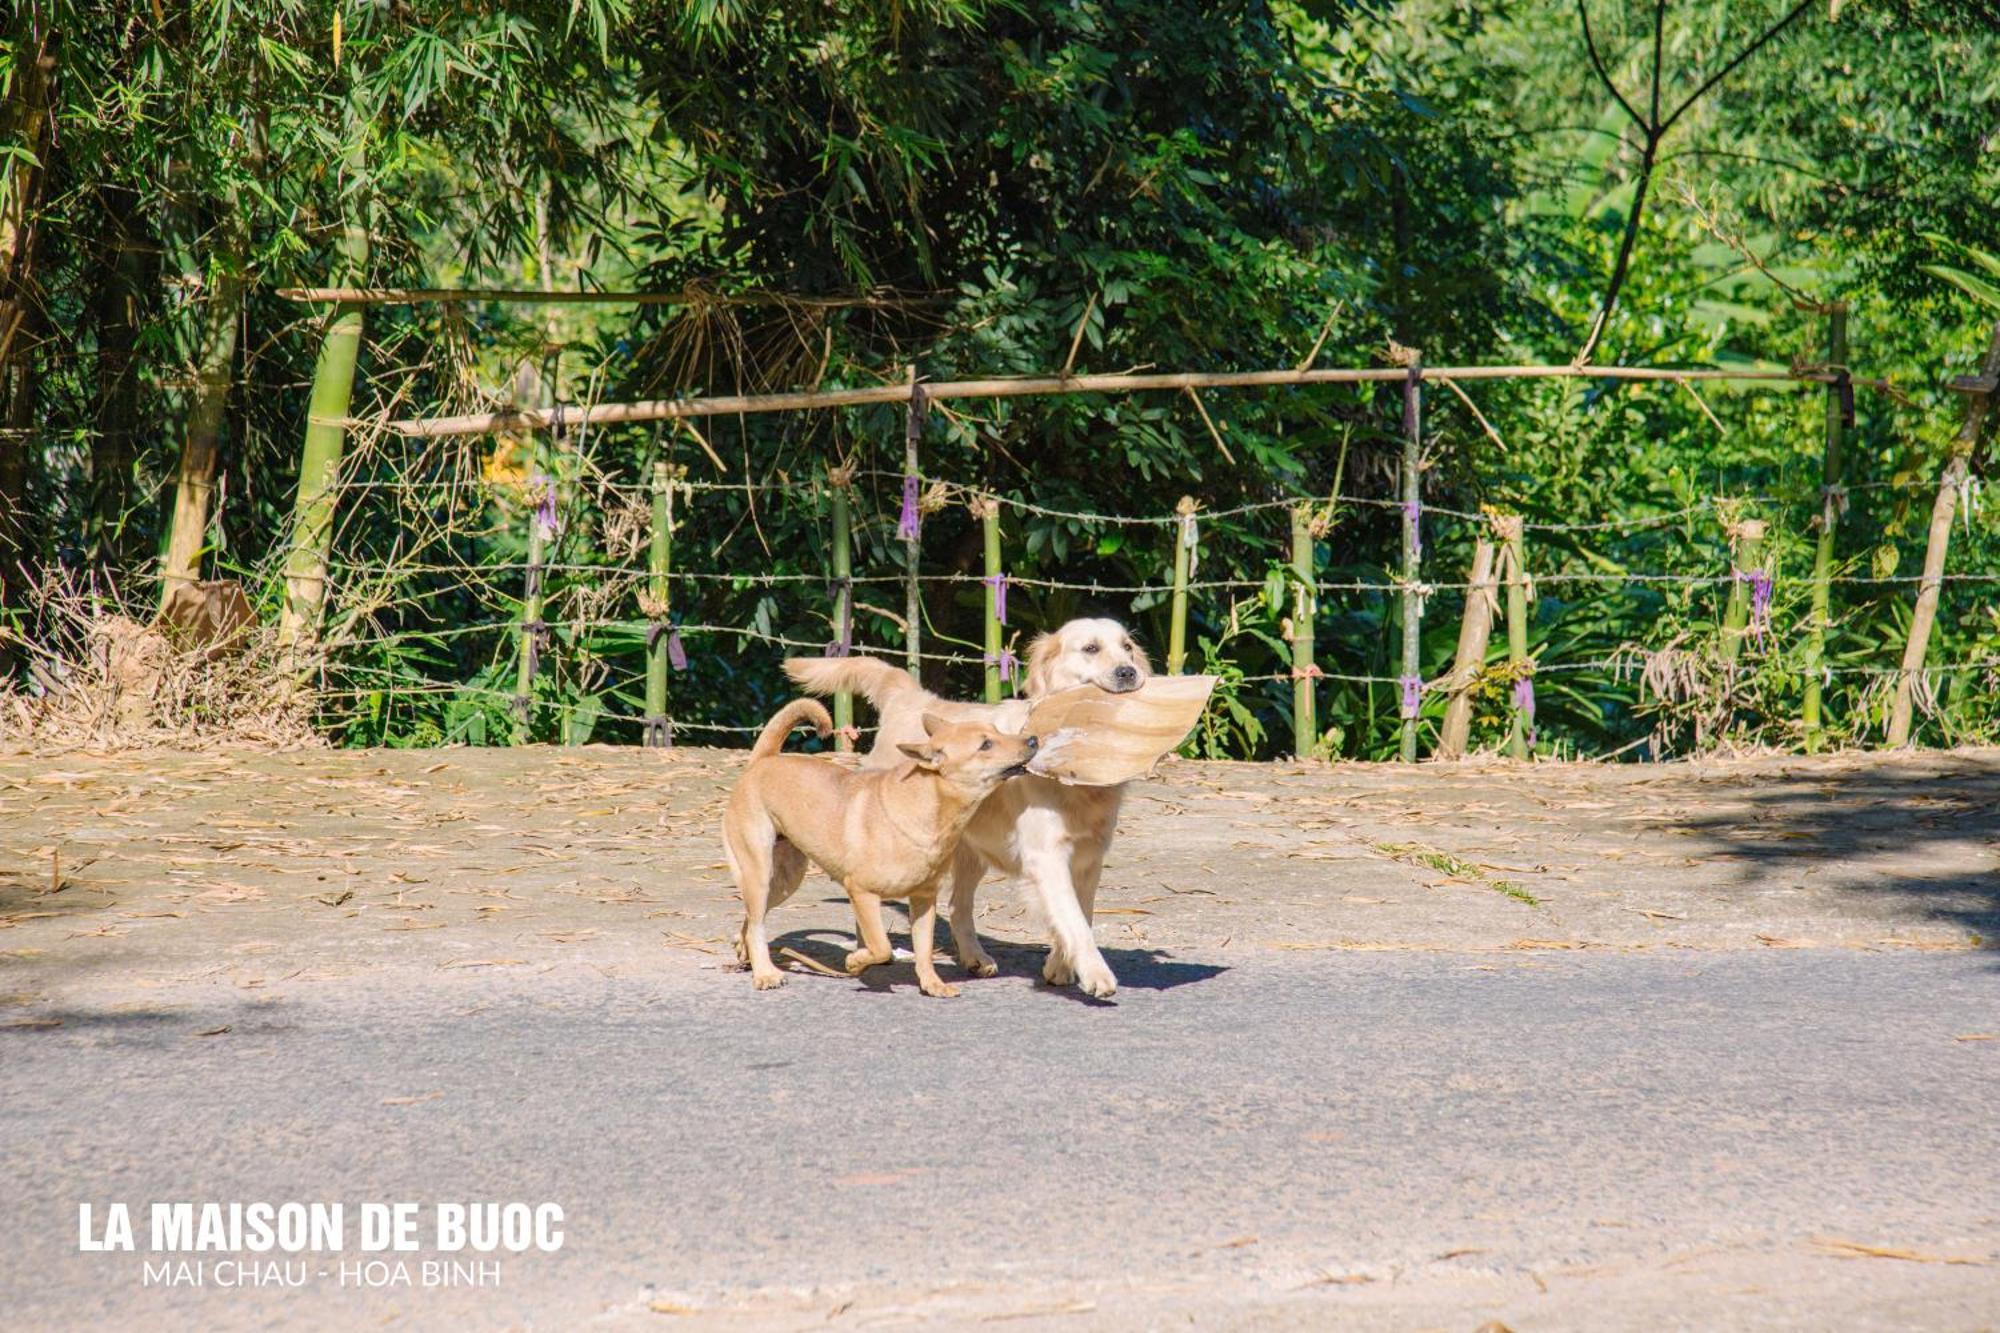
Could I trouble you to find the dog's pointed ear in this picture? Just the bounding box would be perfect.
[896,741,941,770]
[920,712,947,737]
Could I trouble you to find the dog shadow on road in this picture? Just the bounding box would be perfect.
[768,914,1227,1001]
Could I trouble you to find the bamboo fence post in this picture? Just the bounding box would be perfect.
[642,460,675,748]
[1437,537,1497,760]
[1719,517,1769,664]
[966,496,1006,701]
[828,464,855,751]
[902,368,924,682]
[277,108,370,660]
[1494,514,1532,759]
[1398,357,1424,762]
[1801,305,1849,750]
[1289,504,1317,760]
[1887,320,2000,747]
[1168,496,1196,674]
[512,463,553,746]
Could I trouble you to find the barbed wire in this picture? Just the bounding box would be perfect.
[310,425,2000,753]
[332,466,1980,546]
[323,556,2000,597]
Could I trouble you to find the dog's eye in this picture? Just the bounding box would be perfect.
[979,738,993,751]
[1122,641,1134,651]
[1083,643,1100,655]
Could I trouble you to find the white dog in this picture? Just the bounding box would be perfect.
[785,618,1149,997]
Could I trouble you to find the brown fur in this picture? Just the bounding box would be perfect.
[784,618,1150,997]
[723,698,1037,997]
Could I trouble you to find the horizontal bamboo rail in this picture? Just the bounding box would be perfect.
[388,364,1851,438]
[277,286,925,308]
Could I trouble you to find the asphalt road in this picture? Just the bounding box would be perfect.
[5,947,1998,1330]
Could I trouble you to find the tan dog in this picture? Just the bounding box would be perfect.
[786,618,1150,998]
[724,698,1038,997]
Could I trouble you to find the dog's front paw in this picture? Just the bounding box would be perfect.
[844,949,880,976]
[751,968,787,991]
[1075,960,1118,999]
[1041,953,1076,987]
[959,948,1000,978]
[919,976,962,999]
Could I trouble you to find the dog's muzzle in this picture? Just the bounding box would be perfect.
[1110,665,1142,692]
[1002,735,1038,777]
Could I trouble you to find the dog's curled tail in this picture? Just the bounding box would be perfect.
[751,699,833,760]
[783,655,919,710]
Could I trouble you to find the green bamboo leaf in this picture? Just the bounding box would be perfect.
[1923,264,2000,310]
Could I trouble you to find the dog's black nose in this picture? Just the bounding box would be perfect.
[1113,665,1139,686]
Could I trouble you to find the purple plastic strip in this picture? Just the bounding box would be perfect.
[531,471,560,540]
[1513,675,1537,746]
[826,577,853,657]
[983,572,1009,626]
[1403,497,1421,557]
[1749,569,1773,643]
[667,627,688,671]
[898,474,921,540]
[1399,673,1422,719]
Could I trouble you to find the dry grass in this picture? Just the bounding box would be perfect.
[0,567,316,752]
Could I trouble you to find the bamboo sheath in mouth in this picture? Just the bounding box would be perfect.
[1024,676,1218,787]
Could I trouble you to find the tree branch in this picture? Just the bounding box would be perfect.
[1577,0,1645,129]
[1574,0,1820,363]
[1649,1,1665,128]
[1660,0,1817,136]
[1574,134,1658,365]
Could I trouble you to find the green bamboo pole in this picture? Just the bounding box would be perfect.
[1801,305,1848,750]
[1398,359,1424,762]
[277,108,370,661]
[1290,504,1316,760]
[512,461,551,746]
[976,496,1004,702]
[643,460,674,748]
[1168,496,1195,675]
[1719,518,1768,665]
[1887,320,2000,747]
[1496,514,1530,760]
[902,368,923,682]
[829,465,854,750]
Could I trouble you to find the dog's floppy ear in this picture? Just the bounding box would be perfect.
[920,711,947,737]
[1128,636,1153,678]
[896,741,941,770]
[1023,632,1062,699]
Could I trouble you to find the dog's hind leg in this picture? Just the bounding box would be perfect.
[843,881,896,977]
[727,811,787,991]
[767,838,809,914]
[945,845,999,978]
[908,887,959,998]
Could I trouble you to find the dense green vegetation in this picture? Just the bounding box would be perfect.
[3,1,1998,756]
